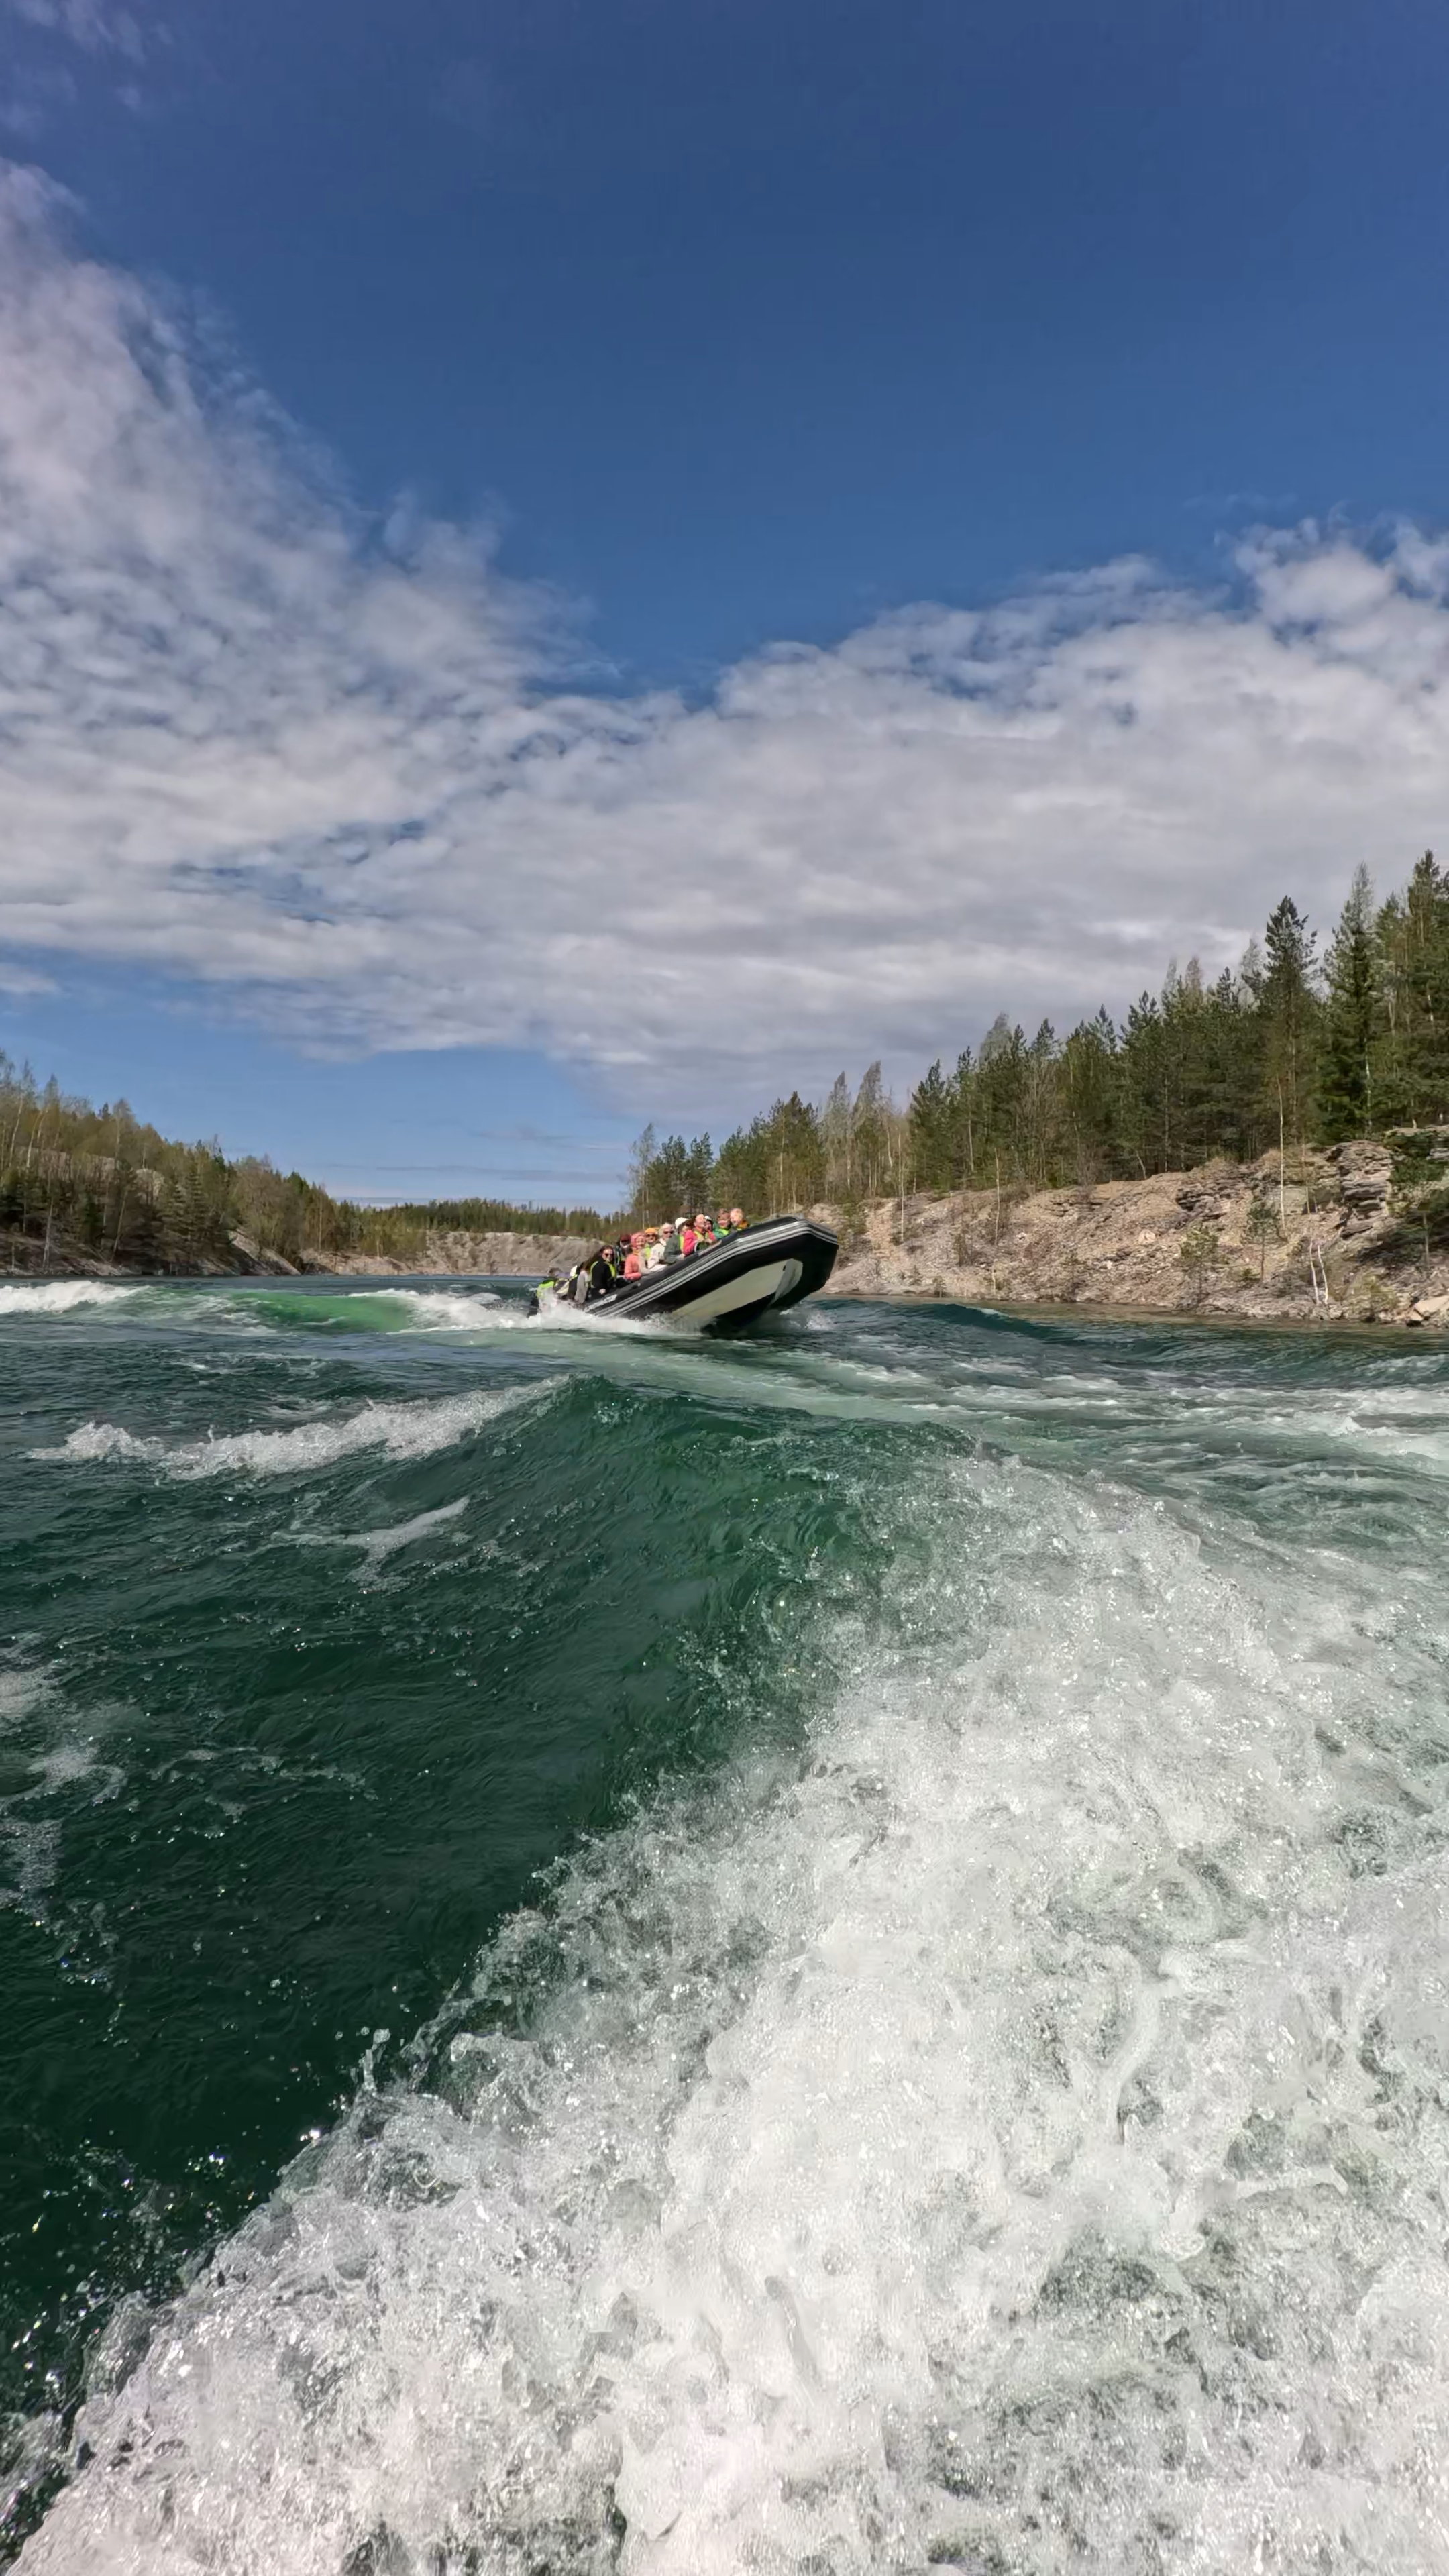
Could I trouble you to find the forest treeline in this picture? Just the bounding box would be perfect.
[6,853,1448,1272]
[632,854,1449,1220]
[0,1061,614,1270]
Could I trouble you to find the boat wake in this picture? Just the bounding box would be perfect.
[20,1451,1449,2574]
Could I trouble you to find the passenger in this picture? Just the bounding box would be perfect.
[694,1211,715,1245]
[588,1244,614,1301]
[729,1205,745,1232]
[572,1258,591,1308]
[679,1217,698,1257]
[623,1234,643,1280]
[716,1209,732,1237]
[645,1229,667,1269]
[526,1264,561,1318]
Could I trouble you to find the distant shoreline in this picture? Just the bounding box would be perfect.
[7,1144,1447,1334]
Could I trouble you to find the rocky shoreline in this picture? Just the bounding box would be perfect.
[303,1144,1449,1330]
[6,1147,1447,1330]
[816,1141,1449,1330]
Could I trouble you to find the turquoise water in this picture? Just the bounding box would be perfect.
[3,1277,1449,2573]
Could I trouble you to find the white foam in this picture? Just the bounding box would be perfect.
[364,1289,503,1330]
[0,1815,62,1916]
[0,1665,53,1729]
[35,1387,540,1481]
[0,1280,139,1318]
[25,1461,1449,2573]
[303,1497,470,1578]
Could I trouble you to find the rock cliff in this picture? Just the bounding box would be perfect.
[815,1140,1449,1328]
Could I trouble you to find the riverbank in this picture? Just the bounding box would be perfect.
[307,1145,1449,1329]
[817,1143,1449,1328]
[5,1144,1446,1328]
[0,1226,596,1286]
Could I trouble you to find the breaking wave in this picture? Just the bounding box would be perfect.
[20,1450,1449,2575]
[9,1284,1449,2573]
[0,1281,139,1319]
[34,1387,541,1480]
[361,1289,505,1330]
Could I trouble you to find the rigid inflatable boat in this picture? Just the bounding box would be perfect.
[588,1216,837,1332]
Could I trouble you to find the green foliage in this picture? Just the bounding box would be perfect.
[629,1131,714,1223]
[1257,894,1320,1152]
[0,1052,623,1273]
[7,853,1449,1274]
[1319,866,1379,1140]
[1178,1222,1221,1301]
[655,853,1449,1214]
[380,1195,616,1237]
[1243,1195,1279,1280]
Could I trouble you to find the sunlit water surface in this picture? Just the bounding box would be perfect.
[3,1277,1449,2573]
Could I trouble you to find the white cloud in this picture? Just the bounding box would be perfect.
[1,160,1447,1124]
[5,0,144,61]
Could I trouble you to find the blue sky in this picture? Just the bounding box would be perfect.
[3,0,1449,1203]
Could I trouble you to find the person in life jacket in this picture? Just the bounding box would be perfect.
[526,1264,561,1318]
[588,1246,614,1300]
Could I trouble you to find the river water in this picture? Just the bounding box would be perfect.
[3,1278,1448,2573]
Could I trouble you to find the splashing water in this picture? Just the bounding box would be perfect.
[3,1279,1449,2572]
[34,1385,542,1479]
[0,1283,140,1319]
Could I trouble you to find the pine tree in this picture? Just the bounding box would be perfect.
[948,1047,977,1185]
[1319,866,1380,1140]
[820,1073,853,1199]
[1258,895,1320,1164]
[628,1123,657,1221]
[974,1018,1028,1179]
[1060,1010,1118,1181]
[908,1059,953,1191]
[1118,993,1166,1175]
[851,1064,888,1198]
[1401,852,1449,1124]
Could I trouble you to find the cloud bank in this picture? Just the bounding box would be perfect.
[1,160,1447,1120]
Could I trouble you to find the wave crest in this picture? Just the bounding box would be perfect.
[34,1387,539,1480]
[25,1464,1449,2572]
[0,1281,139,1318]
